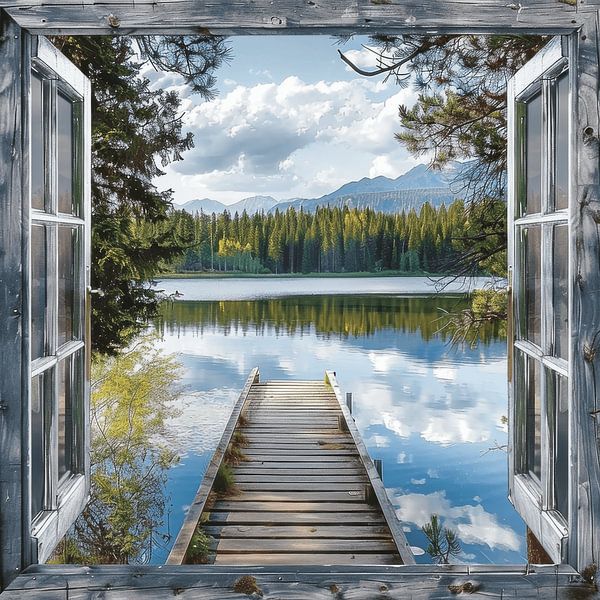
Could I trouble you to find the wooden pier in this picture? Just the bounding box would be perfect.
[167,369,414,566]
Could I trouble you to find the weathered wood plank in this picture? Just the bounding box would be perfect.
[206,511,386,525]
[239,428,342,436]
[570,13,600,574]
[210,501,375,512]
[204,525,393,539]
[0,0,592,37]
[242,448,358,456]
[220,491,366,502]
[233,469,362,476]
[235,482,366,492]
[235,454,359,462]
[213,552,400,566]
[0,12,26,591]
[5,563,590,600]
[232,474,367,483]
[214,538,397,553]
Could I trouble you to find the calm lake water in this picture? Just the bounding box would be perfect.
[150,277,526,565]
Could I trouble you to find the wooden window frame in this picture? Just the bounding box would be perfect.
[27,36,92,564]
[507,36,572,563]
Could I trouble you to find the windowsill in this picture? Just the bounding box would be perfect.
[510,474,568,563]
[31,473,89,563]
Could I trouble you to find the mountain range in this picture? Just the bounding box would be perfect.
[174,163,468,216]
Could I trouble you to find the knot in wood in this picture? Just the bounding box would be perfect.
[107,14,121,28]
[271,16,283,25]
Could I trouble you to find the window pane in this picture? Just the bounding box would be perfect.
[58,358,73,480]
[555,73,569,211]
[31,224,47,360]
[31,73,45,211]
[524,226,541,346]
[57,92,74,214]
[526,359,542,481]
[554,373,569,520]
[58,226,79,347]
[71,350,85,474]
[31,373,47,517]
[526,93,542,215]
[553,225,568,359]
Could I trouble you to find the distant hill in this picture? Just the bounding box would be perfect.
[178,195,279,215]
[175,163,467,216]
[273,188,456,214]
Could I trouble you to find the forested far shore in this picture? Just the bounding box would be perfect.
[150,200,502,276]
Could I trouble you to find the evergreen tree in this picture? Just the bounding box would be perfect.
[53,36,229,354]
[339,34,547,278]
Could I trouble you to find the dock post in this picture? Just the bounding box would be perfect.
[346,392,353,413]
[374,458,383,482]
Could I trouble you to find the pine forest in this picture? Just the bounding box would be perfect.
[155,199,491,276]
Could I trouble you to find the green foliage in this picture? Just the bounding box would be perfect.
[186,527,213,564]
[213,463,236,495]
[341,35,548,279]
[422,514,461,564]
[50,36,228,355]
[162,201,480,276]
[65,337,183,563]
[441,288,507,347]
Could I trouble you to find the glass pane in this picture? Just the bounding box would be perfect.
[57,92,74,214]
[554,373,569,520]
[31,224,47,360]
[526,359,542,481]
[524,226,542,346]
[31,73,45,211]
[526,93,542,215]
[553,225,568,359]
[31,373,46,517]
[58,226,79,347]
[71,350,84,474]
[555,73,569,211]
[58,358,73,480]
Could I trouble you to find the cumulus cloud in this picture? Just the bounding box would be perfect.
[393,490,521,552]
[172,76,415,179]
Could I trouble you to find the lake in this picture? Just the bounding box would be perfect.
[149,276,525,565]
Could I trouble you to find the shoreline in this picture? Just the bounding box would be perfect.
[157,270,460,280]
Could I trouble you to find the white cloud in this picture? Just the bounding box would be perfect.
[393,490,521,552]
[172,76,415,180]
[369,155,401,178]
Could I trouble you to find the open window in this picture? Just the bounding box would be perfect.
[507,37,571,563]
[28,37,91,563]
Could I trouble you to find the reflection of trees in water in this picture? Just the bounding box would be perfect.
[53,338,182,564]
[155,295,504,345]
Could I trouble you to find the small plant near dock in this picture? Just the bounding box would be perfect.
[238,413,250,427]
[422,514,461,564]
[233,575,263,596]
[186,527,212,564]
[232,431,249,446]
[225,444,247,464]
[214,463,237,494]
[225,431,249,464]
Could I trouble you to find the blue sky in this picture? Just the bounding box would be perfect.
[147,36,420,205]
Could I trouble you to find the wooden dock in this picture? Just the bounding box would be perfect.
[167,369,414,566]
